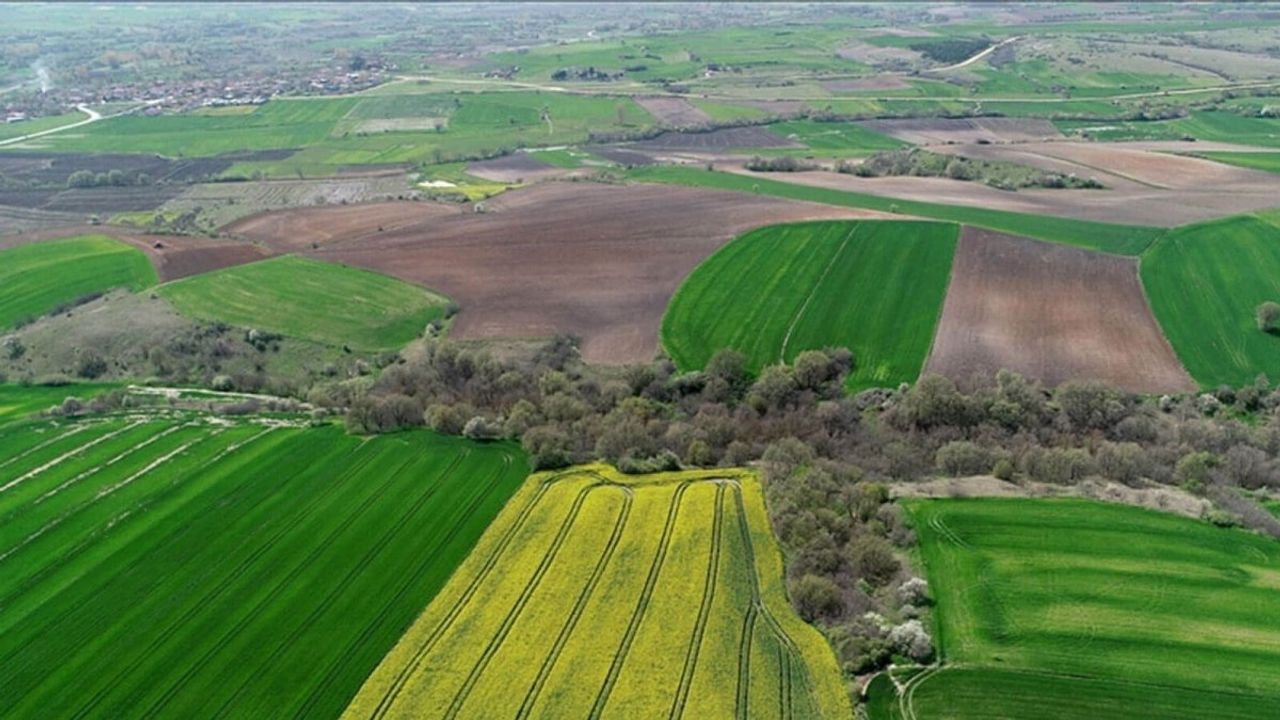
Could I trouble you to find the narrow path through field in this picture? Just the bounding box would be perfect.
[778,225,857,363]
[928,36,1021,73]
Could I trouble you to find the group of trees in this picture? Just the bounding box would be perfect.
[837,148,1104,191]
[309,336,1280,675]
[66,169,151,189]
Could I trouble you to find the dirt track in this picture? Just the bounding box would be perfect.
[274,182,881,363]
[924,227,1194,393]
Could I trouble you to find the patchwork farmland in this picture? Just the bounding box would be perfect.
[343,466,850,720]
[0,235,156,329]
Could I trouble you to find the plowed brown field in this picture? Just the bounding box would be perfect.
[924,227,1193,393]
[223,201,461,252]
[277,182,879,362]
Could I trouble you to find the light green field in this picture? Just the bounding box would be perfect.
[342,465,851,720]
[0,236,157,329]
[1140,214,1280,388]
[663,220,957,391]
[0,384,118,421]
[627,165,1162,255]
[0,110,87,141]
[157,255,449,350]
[1058,111,1280,147]
[881,498,1280,720]
[766,119,906,154]
[1194,151,1280,175]
[0,411,526,720]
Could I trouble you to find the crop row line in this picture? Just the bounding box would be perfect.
[0,429,218,573]
[135,449,448,719]
[443,480,604,719]
[0,426,285,702]
[281,453,518,720]
[735,598,759,719]
[516,482,634,720]
[670,482,727,720]
[0,419,147,495]
[60,435,386,720]
[0,421,95,472]
[366,470,579,720]
[588,480,694,720]
[32,424,185,508]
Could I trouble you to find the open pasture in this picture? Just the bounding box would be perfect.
[1141,213,1280,388]
[891,498,1280,720]
[1195,150,1280,175]
[0,414,527,720]
[663,220,957,391]
[342,465,850,720]
[925,227,1193,393]
[158,255,450,350]
[292,182,870,364]
[0,235,156,329]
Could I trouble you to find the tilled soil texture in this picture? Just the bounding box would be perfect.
[0,205,81,235]
[0,225,270,282]
[633,96,712,126]
[924,227,1194,393]
[0,184,188,214]
[285,182,880,363]
[0,149,293,186]
[589,146,661,166]
[466,152,566,183]
[857,117,1062,145]
[223,200,462,252]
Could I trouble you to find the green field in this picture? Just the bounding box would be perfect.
[766,120,906,154]
[663,220,956,391]
[880,498,1280,720]
[1058,111,1280,147]
[343,465,851,720]
[157,255,449,350]
[627,165,1162,255]
[0,384,118,420]
[0,110,88,141]
[0,236,157,329]
[0,411,528,719]
[1140,214,1280,387]
[1195,151,1280,175]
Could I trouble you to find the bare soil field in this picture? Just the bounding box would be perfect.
[628,125,799,151]
[924,227,1193,393]
[857,117,1062,145]
[465,152,567,182]
[223,200,460,252]
[590,146,660,166]
[633,96,712,125]
[0,205,81,235]
[822,76,913,92]
[260,182,878,363]
[722,160,1280,227]
[836,41,923,66]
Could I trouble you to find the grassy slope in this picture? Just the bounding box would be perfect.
[0,235,157,329]
[157,255,449,350]
[628,165,1161,255]
[1140,214,1280,388]
[1194,150,1280,175]
[663,220,957,391]
[898,498,1280,720]
[0,416,527,720]
[342,465,851,720]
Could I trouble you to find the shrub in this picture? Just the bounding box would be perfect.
[790,573,844,621]
[888,620,934,663]
[936,441,991,476]
[1257,301,1280,334]
[75,350,108,380]
[848,535,900,586]
[462,416,500,440]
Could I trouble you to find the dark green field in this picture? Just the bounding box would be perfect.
[0,411,528,719]
[883,498,1280,720]
[662,220,957,391]
[1141,214,1280,388]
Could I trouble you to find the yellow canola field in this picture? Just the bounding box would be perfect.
[342,464,852,720]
